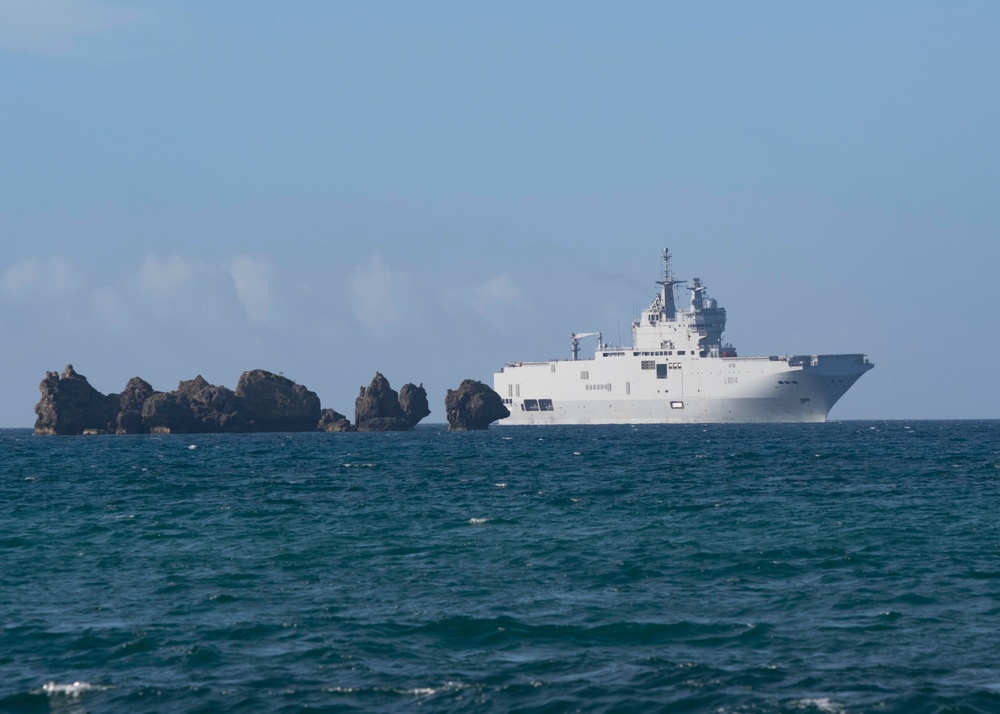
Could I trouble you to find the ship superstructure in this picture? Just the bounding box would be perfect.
[494,249,873,424]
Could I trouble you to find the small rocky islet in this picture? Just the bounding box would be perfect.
[32,365,508,435]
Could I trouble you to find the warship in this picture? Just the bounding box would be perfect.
[494,249,873,424]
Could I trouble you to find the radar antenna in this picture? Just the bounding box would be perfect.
[657,248,685,319]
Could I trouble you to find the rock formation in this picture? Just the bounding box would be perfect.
[34,365,120,435]
[445,379,510,430]
[234,369,322,432]
[354,373,430,431]
[318,408,354,432]
[117,377,158,434]
[33,365,345,435]
[399,382,431,428]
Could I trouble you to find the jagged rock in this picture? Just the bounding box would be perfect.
[142,391,199,434]
[234,369,321,432]
[355,372,404,426]
[357,416,412,432]
[318,408,354,432]
[34,365,350,436]
[354,373,429,431]
[445,379,510,430]
[33,365,120,435]
[399,383,431,428]
[117,377,158,434]
[176,375,243,432]
[138,375,237,434]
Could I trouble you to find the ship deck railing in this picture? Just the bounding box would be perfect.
[500,353,870,371]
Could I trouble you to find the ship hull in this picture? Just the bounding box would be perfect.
[494,353,872,425]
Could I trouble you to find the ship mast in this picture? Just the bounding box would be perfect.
[657,248,685,319]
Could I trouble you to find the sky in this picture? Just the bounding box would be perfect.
[1,1,998,426]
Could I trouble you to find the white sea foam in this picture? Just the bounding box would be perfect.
[325,682,466,697]
[40,681,110,697]
[494,482,508,488]
[789,698,846,713]
[187,444,197,450]
[468,517,491,525]
[343,463,375,468]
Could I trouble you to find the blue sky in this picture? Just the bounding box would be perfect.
[2,1,998,425]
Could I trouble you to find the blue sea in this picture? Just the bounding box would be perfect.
[2,421,1000,713]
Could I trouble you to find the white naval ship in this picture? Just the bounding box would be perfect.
[494,249,873,424]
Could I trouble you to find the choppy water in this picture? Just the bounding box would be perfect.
[2,421,1000,713]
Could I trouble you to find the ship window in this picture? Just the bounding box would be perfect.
[539,399,553,411]
[641,360,655,370]
[671,401,684,409]
[626,381,630,395]
[516,384,520,397]
[656,364,668,379]
[677,351,686,355]
[508,385,513,398]
[524,399,539,411]
[580,371,589,380]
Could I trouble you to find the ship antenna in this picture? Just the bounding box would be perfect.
[657,247,684,319]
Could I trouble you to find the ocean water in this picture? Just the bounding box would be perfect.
[2,421,999,713]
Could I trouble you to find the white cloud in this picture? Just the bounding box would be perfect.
[140,254,196,298]
[0,0,142,56]
[349,255,402,330]
[471,274,523,316]
[2,257,77,297]
[229,256,272,323]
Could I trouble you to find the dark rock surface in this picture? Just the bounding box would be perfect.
[235,369,321,432]
[142,391,199,434]
[34,366,342,435]
[117,377,158,434]
[318,408,354,432]
[356,416,412,432]
[354,373,430,431]
[355,372,404,426]
[399,383,431,428]
[445,379,510,430]
[34,365,120,435]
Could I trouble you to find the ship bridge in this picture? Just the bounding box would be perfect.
[632,249,734,358]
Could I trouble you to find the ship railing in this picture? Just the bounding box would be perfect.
[502,360,563,369]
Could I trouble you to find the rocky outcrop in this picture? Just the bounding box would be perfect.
[445,379,510,430]
[235,369,322,432]
[34,366,344,435]
[142,391,200,434]
[399,382,431,428]
[318,408,354,432]
[354,373,430,431]
[117,377,158,434]
[34,365,120,435]
[140,375,243,434]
